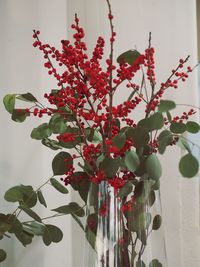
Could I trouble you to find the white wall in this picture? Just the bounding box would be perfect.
[0,1,200,267]
[0,0,72,266]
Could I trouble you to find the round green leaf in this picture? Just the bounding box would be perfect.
[179,153,199,178]
[148,113,164,131]
[138,113,164,131]
[127,126,150,148]
[100,157,120,177]
[49,113,67,134]
[7,215,23,235]
[158,130,173,154]
[113,132,126,149]
[59,127,82,148]
[0,249,7,262]
[70,172,90,203]
[3,94,16,113]
[149,259,163,267]
[4,187,24,203]
[152,215,162,230]
[145,154,162,180]
[12,109,30,122]
[136,260,146,267]
[43,224,63,246]
[4,185,37,208]
[186,121,200,133]
[31,123,52,140]
[170,122,186,134]
[0,214,12,235]
[117,49,141,65]
[125,150,140,172]
[52,151,73,175]
[15,230,33,246]
[158,100,176,113]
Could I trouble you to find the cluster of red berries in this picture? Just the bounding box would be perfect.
[29,13,195,190]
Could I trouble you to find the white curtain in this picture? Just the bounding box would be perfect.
[0,1,199,267]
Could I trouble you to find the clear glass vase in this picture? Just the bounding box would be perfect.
[83,180,167,267]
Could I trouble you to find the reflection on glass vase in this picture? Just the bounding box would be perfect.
[83,180,167,267]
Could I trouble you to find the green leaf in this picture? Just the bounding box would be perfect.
[4,185,37,208]
[148,113,164,131]
[0,214,12,235]
[31,123,52,140]
[15,230,33,247]
[125,150,140,172]
[59,127,82,148]
[49,113,67,134]
[42,224,63,246]
[170,122,186,134]
[177,137,191,153]
[145,154,162,180]
[118,181,133,198]
[158,100,176,113]
[4,187,24,203]
[149,259,163,267]
[127,126,150,148]
[37,190,47,207]
[23,222,45,236]
[166,111,172,122]
[0,249,7,262]
[17,93,37,102]
[113,132,126,149]
[7,215,23,235]
[100,157,120,177]
[70,172,90,203]
[42,138,62,150]
[158,130,173,154]
[179,153,199,178]
[50,178,69,194]
[138,113,164,131]
[136,259,146,267]
[117,49,141,65]
[52,151,73,175]
[20,186,37,208]
[86,128,102,142]
[20,206,42,222]
[52,202,85,217]
[186,121,200,133]
[12,109,30,122]
[152,215,162,230]
[3,94,16,113]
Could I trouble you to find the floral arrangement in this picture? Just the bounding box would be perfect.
[0,0,199,266]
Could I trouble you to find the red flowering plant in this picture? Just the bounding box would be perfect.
[1,0,200,266]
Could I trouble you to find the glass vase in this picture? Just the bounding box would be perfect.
[83,180,167,267]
